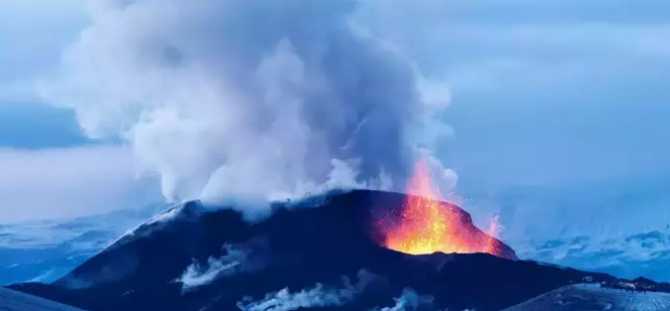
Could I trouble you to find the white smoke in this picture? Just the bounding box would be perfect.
[179,245,248,291]
[371,288,435,311]
[237,270,378,311]
[41,0,455,213]
[179,241,268,291]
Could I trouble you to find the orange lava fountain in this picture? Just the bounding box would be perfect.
[380,158,510,258]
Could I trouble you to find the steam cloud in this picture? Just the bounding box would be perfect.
[236,269,378,311]
[371,288,435,311]
[179,240,268,291]
[43,0,455,211]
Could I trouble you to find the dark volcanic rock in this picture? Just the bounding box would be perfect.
[0,287,85,311]
[9,190,667,311]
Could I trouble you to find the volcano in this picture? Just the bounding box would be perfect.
[9,190,670,310]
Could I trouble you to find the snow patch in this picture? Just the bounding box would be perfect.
[519,229,670,281]
[106,202,195,250]
[504,283,670,311]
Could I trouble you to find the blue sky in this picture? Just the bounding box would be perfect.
[0,0,669,243]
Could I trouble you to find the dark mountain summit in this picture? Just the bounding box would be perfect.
[9,190,670,310]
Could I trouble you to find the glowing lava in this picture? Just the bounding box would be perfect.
[379,158,514,259]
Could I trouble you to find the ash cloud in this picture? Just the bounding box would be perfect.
[42,0,455,214]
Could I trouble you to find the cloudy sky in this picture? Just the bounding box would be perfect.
[1,0,668,243]
[0,0,161,222]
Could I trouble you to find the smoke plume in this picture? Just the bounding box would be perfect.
[42,0,455,211]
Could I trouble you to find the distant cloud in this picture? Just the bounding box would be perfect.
[0,102,90,149]
[0,0,89,103]
[0,145,159,223]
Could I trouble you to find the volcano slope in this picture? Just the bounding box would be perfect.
[9,190,670,310]
[0,287,85,311]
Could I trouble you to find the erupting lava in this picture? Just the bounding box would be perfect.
[378,158,513,259]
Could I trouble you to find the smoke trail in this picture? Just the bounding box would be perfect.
[236,270,378,311]
[42,0,455,214]
[371,288,435,311]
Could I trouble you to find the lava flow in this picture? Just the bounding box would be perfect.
[378,158,514,259]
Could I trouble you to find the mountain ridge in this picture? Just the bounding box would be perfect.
[10,190,670,310]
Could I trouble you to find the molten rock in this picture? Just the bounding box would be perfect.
[376,157,517,260]
[375,194,517,260]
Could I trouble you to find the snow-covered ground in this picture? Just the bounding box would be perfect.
[0,287,85,311]
[504,283,670,311]
[517,229,670,282]
[0,204,166,285]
